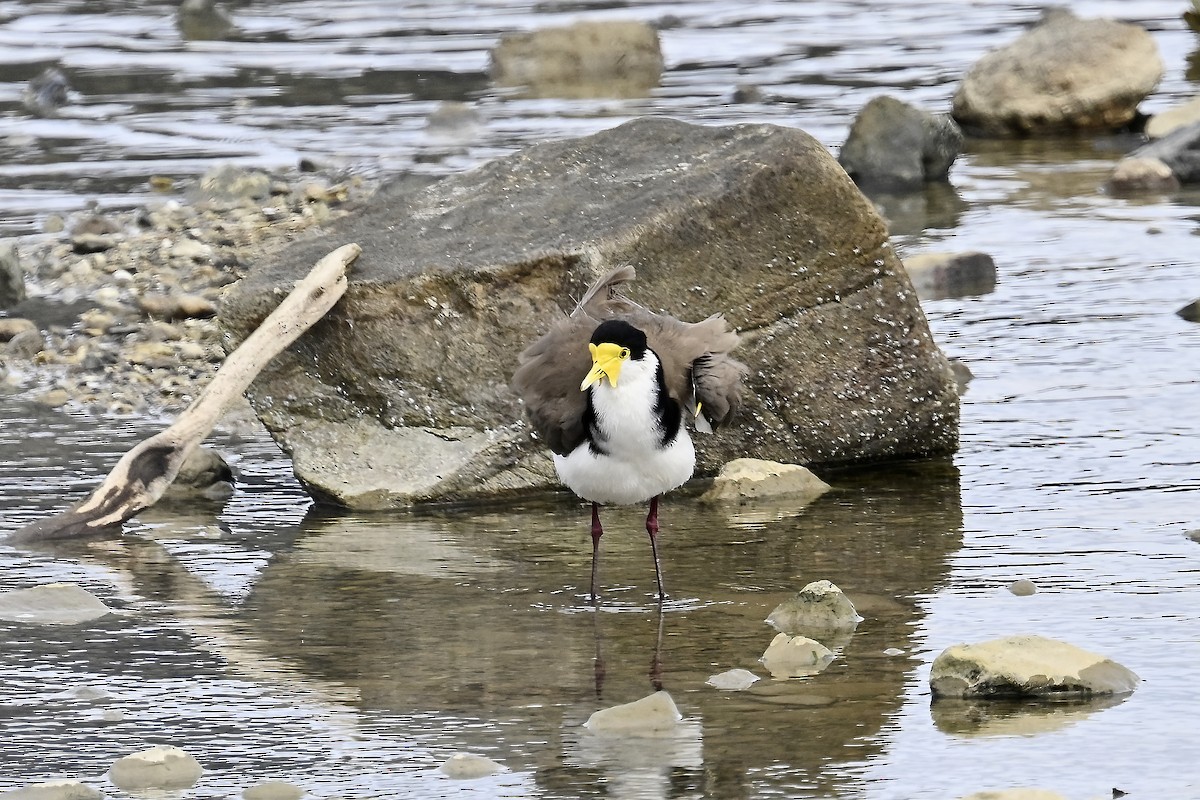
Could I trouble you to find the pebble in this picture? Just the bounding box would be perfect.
[1008,578,1038,596]
[438,753,506,779]
[3,165,376,416]
[706,668,761,691]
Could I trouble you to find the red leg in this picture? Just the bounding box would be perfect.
[590,502,603,602]
[646,495,665,601]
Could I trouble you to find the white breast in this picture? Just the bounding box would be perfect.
[553,351,696,506]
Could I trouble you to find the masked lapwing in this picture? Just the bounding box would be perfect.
[511,266,746,601]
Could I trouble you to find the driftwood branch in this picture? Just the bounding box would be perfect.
[9,242,361,543]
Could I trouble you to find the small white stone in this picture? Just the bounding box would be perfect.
[438,752,506,780]
[1008,579,1037,596]
[584,690,682,735]
[243,780,307,800]
[108,745,203,790]
[760,633,834,679]
[705,668,760,691]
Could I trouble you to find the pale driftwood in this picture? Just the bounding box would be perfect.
[10,243,361,543]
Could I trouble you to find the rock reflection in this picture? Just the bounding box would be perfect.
[931,694,1130,737]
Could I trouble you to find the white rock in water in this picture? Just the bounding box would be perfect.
[0,583,112,625]
[438,752,506,779]
[700,458,831,504]
[108,745,203,790]
[243,780,307,800]
[706,668,761,691]
[766,579,860,635]
[930,634,1139,699]
[584,690,682,735]
[761,633,834,678]
[0,780,102,800]
[1008,579,1038,596]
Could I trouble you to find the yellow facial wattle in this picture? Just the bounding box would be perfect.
[580,341,630,390]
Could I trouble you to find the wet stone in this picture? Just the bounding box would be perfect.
[760,633,835,679]
[0,583,113,625]
[1008,579,1038,596]
[766,580,861,636]
[701,458,831,505]
[706,668,761,691]
[438,753,506,780]
[584,691,682,735]
[107,745,203,791]
[930,634,1139,699]
[243,780,307,800]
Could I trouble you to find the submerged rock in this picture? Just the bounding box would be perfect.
[705,668,761,691]
[902,251,997,300]
[0,583,112,625]
[0,780,102,800]
[760,633,834,678]
[584,691,682,735]
[163,445,235,501]
[700,458,831,505]
[929,634,1139,699]
[438,752,507,779]
[242,780,306,800]
[108,745,203,790]
[952,10,1162,136]
[219,117,959,509]
[766,580,861,636]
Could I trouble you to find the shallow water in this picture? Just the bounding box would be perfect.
[2,1,1200,798]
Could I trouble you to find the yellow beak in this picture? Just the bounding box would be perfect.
[581,342,627,390]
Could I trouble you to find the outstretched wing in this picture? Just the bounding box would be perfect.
[511,266,636,456]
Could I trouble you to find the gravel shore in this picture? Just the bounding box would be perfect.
[0,165,380,424]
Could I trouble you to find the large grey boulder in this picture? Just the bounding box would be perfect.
[219,117,959,509]
[839,95,962,190]
[952,10,1162,137]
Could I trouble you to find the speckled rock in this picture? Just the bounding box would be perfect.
[220,117,959,508]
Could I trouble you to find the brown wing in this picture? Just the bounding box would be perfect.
[510,266,636,456]
[511,266,746,453]
[630,310,747,430]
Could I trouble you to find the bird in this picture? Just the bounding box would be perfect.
[511,266,746,601]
